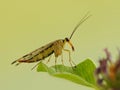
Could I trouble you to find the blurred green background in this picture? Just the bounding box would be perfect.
[0,0,120,90]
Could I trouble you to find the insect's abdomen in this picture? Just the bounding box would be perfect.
[12,45,54,64]
[21,48,54,63]
[11,39,64,65]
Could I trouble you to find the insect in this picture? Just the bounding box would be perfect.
[11,12,91,70]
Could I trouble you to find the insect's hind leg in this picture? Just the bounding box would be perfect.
[63,49,76,68]
[15,62,21,66]
[31,61,42,70]
[46,55,52,64]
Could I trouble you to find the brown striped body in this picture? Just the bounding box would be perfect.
[11,38,73,65]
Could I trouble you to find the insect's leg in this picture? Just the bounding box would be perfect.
[31,61,42,70]
[15,62,21,66]
[63,49,76,68]
[61,53,64,65]
[55,57,57,71]
[46,55,52,64]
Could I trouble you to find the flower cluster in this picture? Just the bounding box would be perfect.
[95,49,120,90]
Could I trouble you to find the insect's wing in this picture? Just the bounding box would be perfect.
[11,40,57,65]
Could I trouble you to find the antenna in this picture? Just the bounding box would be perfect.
[69,12,92,39]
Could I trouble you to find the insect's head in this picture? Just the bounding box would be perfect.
[64,37,74,51]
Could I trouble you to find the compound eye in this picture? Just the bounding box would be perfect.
[65,37,69,42]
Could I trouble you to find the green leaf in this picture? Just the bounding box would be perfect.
[37,59,97,88]
[37,62,48,72]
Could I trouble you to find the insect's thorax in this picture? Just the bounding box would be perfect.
[52,39,66,57]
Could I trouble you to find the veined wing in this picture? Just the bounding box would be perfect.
[20,40,57,60]
[11,40,59,64]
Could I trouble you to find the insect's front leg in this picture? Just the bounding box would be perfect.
[63,49,76,68]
